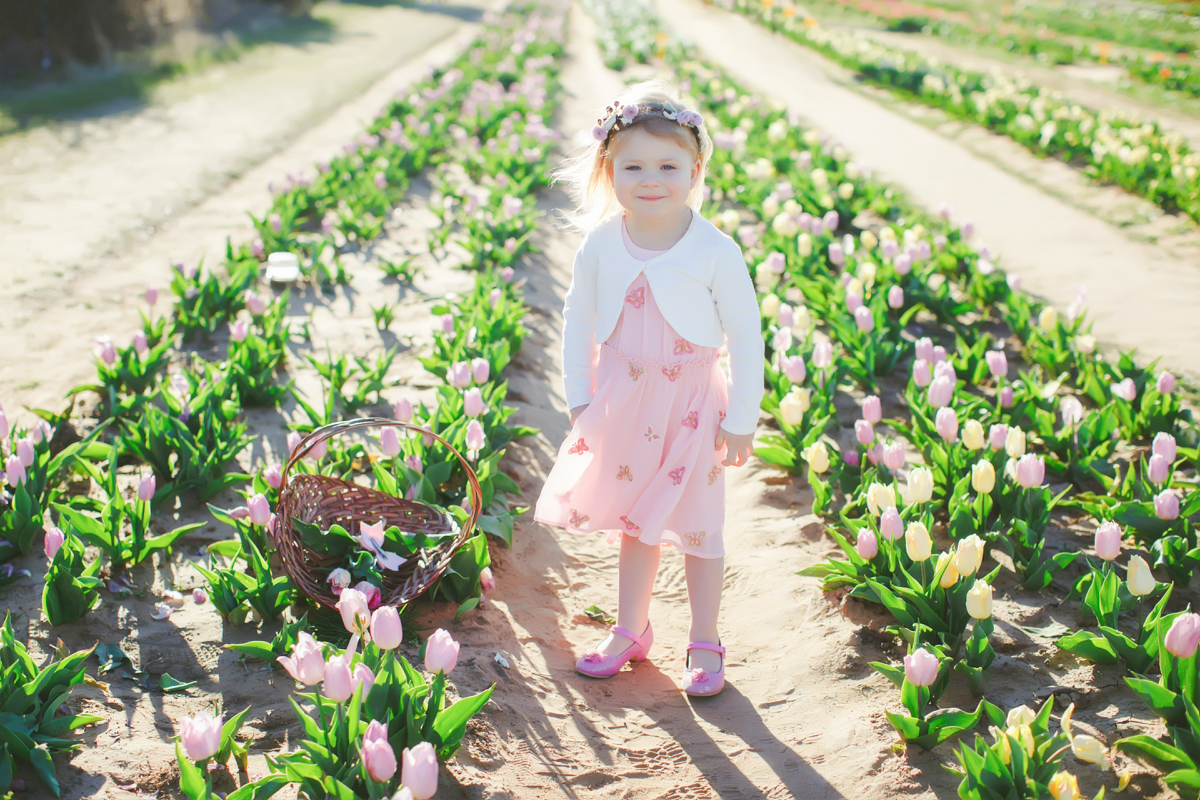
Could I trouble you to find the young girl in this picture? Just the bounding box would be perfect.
[534,81,763,697]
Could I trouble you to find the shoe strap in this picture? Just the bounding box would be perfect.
[687,641,726,655]
[612,623,649,650]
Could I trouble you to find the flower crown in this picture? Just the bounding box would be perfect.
[591,100,705,145]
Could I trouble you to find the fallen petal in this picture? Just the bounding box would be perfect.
[151,603,173,621]
[494,652,510,668]
[161,590,186,606]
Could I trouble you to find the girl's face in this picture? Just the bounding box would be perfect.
[609,127,700,223]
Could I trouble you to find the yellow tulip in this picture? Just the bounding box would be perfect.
[1048,771,1081,800]
[1126,554,1156,597]
[966,579,993,619]
[1061,702,1075,739]
[1006,705,1036,728]
[962,419,985,451]
[908,467,934,504]
[860,230,878,251]
[955,534,985,577]
[1009,724,1035,758]
[761,294,782,319]
[936,552,959,588]
[972,461,996,494]
[802,441,830,474]
[1005,427,1026,459]
[905,522,932,562]
[866,482,896,516]
[1039,306,1059,333]
[1071,734,1108,768]
[991,726,1012,764]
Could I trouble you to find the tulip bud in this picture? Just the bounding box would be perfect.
[145,286,159,305]
[401,741,439,800]
[882,441,905,471]
[132,331,148,354]
[915,338,934,363]
[44,526,65,560]
[935,407,959,442]
[1094,521,1122,561]
[761,294,782,319]
[779,388,807,427]
[394,397,414,423]
[1059,396,1084,429]
[861,395,882,424]
[887,286,904,309]
[424,628,460,674]
[866,482,896,516]
[780,355,806,384]
[985,350,1007,379]
[1164,613,1200,658]
[370,606,403,650]
[247,494,271,526]
[905,521,932,562]
[1126,555,1156,597]
[1147,453,1170,485]
[479,566,496,593]
[903,648,939,687]
[802,441,830,474]
[354,662,375,698]
[1000,386,1014,408]
[138,474,156,502]
[1014,454,1045,489]
[381,428,402,458]
[1157,370,1176,395]
[1048,772,1080,800]
[463,388,487,418]
[323,653,354,702]
[854,419,875,446]
[928,374,954,408]
[856,529,879,559]
[1076,334,1096,354]
[1006,706,1036,729]
[966,580,993,619]
[908,467,934,504]
[471,357,490,384]
[971,461,996,494]
[1153,432,1177,463]
[1005,427,1026,459]
[229,320,249,342]
[936,552,959,588]
[447,361,472,388]
[179,711,223,762]
[362,737,397,783]
[1111,378,1137,402]
[326,568,351,595]
[15,438,34,468]
[354,581,381,610]
[1038,306,1058,333]
[244,291,265,316]
[853,306,874,333]
[879,507,903,541]
[812,340,833,369]
[955,535,985,577]
[1154,489,1180,520]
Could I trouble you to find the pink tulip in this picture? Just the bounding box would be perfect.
[179,711,223,762]
[247,494,271,526]
[781,355,806,384]
[879,507,903,541]
[364,720,387,745]
[44,527,65,560]
[1111,378,1137,402]
[882,441,905,471]
[362,737,398,784]
[374,173,388,190]
[1000,386,1014,408]
[287,431,303,455]
[268,213,282,233]
[394,397,414,424]
[866,443,883,466]
[424,628,460,674]
[853,306,874,333]
[894,253,912,275]
[371,606,403,650]
[903,648,939,687]
[856,529,879,559]
[935,407,959,442]
[489,288,502,308]
[447,361,472,389]
[278,632,326,685]
[354,581,382,610]
[5,455,25,487]
[440,314,455,334]
[912,359,932,388]
[915,338,933,363]
[264,464,283,489]
[932,345,947,364]
[862,396,882,424]
[504,238,518,255]
[1015,454,1045,489]
[1155,489,1180,521]
[405,455,423,474]
[777,304,795,329]
[985,350,1007,379]
[354,662,376,697]
[934,359,955,380]
[1153,433,1177,464]
[465,420,486,456]
[1060,396,1084,428]
[1147,454,1170,485]
[229,320,249,343]
[381,428,402,458]
[138,474,156,502]
[252,238,265,257]
[1095,521,1122,561]
[323,654,354,702]
[480,566,496,592]
[401,741,439,800]
[16,438,34,467]
[1164,613,1200,659]
[146,286,159,306]
[823,210,839,231]
[94,336,117,366]
[245,291,265,315]
[326,568,351,595]
[928,375,954,409]
[193,588,208,604]
[845,291,863,313]
[844,449,860,467]
[308,438,327,461]
[500,267,515,283]
[471,357,490,384]
[828,243,844,266]
[132,331,148,354]
[464,388,487,418]
[887,286,904,309]
[989,424,1008,451]
[1157,371,1176,395]
[854,419,875,446]
[336,588,371,635]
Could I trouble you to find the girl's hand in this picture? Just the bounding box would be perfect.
[715,427,754,467]
[569,405,589,426]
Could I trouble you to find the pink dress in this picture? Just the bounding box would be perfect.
[534,222,729,558]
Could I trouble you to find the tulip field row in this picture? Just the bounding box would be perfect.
[587,0,1200,796]
[725,0,1200,227]
[793,0,1200,102]
[0,2,567,797]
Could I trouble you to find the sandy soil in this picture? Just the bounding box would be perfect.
[0,2,1190,800]
[660,0,1200,385]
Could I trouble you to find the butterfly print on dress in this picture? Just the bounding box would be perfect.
[669,467,686,486]
[569,508,590,527]
[644,426,661,442]
[661,365,682,382]
[673,339,695,356]
[620,515,640,531]
[628,362,645,382]
[685,531,707,547]
[568,438,588,455]
[708,466,722,485]
[682,411,698,429]
[616,465,633,482]
[625,287,645,308]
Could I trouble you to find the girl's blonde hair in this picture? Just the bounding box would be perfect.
[553,79,713,233]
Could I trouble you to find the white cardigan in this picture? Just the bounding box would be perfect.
[561,211,765,436]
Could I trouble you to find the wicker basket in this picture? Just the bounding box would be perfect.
[275,417,482,610]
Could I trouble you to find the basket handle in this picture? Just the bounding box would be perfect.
[279,417,484,541]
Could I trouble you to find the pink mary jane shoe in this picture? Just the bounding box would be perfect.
[681,641,726,697]
[575,622,654,678]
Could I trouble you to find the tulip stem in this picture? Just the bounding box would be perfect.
[1137,597,1146,644]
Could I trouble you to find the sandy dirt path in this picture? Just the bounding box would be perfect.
[658,0,1200,385]
[0,0,504,418]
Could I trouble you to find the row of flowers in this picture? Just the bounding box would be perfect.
[733,0,1200,225]
[585,2,1198,798]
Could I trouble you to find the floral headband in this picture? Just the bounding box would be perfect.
[591,100,705,145]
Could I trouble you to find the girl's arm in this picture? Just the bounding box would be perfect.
[561,241,601,415]
[712,241,765,439]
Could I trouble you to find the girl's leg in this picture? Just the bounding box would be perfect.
[596,532,660,656]
[683,554,725,673]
